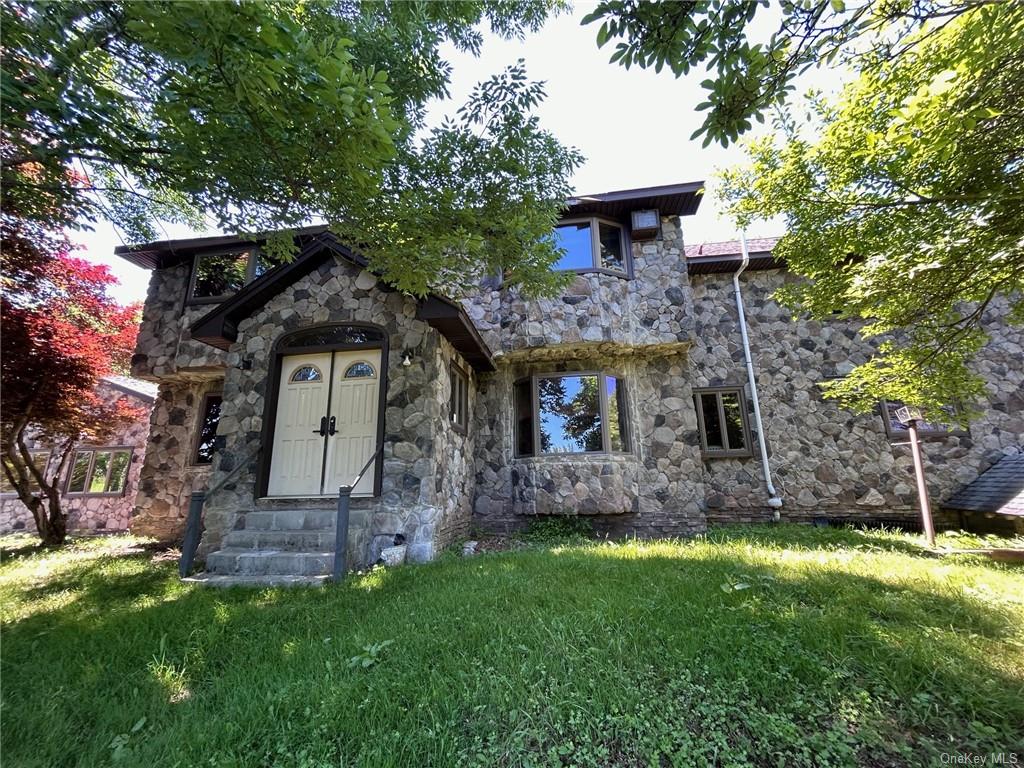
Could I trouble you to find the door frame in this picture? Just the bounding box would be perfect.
[256,322,389,498]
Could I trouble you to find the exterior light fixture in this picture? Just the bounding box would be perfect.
[630,209,660,240]
[402,352,412,367]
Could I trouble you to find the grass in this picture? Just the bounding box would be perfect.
[2,526,1023,767]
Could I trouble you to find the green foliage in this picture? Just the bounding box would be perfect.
[521,515,594,543]
[2,526,1022,766]
[2,1,580,296]
[580,0,996,147]
[719,4,1024,419]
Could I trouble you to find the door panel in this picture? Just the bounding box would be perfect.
[268,353,332,496]
[323,350,381,497]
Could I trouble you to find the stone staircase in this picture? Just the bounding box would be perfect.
[184,508,341,587]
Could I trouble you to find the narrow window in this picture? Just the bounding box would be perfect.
[66,451,92,493]
[88,451,112,493]
[194,394,223,465]
[449,364,469,431]
[695,388,751,457]
[514,378,534,457]
[597,221,625,271]
[605,376,629,452]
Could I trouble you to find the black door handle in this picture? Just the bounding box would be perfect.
[313,416,327,436]
[328,416,337,436]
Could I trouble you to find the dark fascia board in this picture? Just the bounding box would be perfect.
[189,233,496,372]
[564,181,705,220]
[686,252,782,275]
[416,296,497,372]
[114,225,331,270]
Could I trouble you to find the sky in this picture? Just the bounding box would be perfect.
[75,4,822,305]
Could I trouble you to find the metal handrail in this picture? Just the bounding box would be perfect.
[179,443,262,578]
[333,445,382,582]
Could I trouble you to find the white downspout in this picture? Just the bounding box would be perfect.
[734,232,783,518]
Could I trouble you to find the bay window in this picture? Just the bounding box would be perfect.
[515,373,630,456]
[553,218,628,275]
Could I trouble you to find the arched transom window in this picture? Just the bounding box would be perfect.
[290,365,323,382]
[344,361,376,379]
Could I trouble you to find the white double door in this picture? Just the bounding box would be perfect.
[268,350,380,497]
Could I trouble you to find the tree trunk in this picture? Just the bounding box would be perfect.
[3,416,71,547]
[36,490,68,547]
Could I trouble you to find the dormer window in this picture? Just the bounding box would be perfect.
[553,217,629,275]
[187,247,282,304]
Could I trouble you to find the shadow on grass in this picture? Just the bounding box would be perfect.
[3,537,1022,767]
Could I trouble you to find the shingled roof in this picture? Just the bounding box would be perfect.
[684,237,783,275]
[943,452,1024,517]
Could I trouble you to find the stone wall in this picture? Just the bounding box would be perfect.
[130,379,220,541]
[1,382,153,535]
[688,269,1024,526]
[471,352,706,539]
[198,254,476,566]
[131,262,227,380]
[464,217,694,355]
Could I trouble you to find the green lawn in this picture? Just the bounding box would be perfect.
[2,526,1022,767]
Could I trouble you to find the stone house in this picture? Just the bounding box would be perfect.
[0,376,156,534]
[117,182,1023,582]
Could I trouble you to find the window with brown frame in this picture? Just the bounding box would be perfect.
[187,248,285,304]
[65,448,132,495]
[450,364,469,432]
[552,217,629,275]
[694,387,752,458]
[514,372,630,456]
[1,451,50,495]
[194,393,223,465]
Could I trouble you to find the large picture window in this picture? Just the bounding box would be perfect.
[194,393,223,465]
[66,448,132,495]
[187,248,284,304]
[694,387,752,458]
[552,218,628,275]
[515,373,629,456]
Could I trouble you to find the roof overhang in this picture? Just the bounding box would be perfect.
[563,181,704,220]
[188,233,495,372]
[686,251,782,275]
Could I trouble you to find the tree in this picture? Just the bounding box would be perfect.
[584,0,1023,417]
[2,1,580,296]
[1,216,143,546]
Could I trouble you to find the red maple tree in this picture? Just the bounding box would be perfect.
[1,215,143,545]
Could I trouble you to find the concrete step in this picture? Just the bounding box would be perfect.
[243,509,337,531]
[183,573,331,588]
[206,548,334,576]
[223,529,336,551]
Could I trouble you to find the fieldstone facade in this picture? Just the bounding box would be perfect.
[0,378,154,535]
[119,186,1022,575]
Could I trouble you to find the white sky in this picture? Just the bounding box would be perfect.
[74,5,841,304]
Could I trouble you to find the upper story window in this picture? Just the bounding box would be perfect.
[515,372,630,456]
[553,217,628,275]
[187,247,282,304]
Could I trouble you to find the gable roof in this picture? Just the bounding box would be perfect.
[101,375,159,403]
[188,232,496,372]
[942,452,1024,517]
[685,237,783,275]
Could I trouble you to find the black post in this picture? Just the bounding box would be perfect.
[333,486,351,582]
[179,491,205,578]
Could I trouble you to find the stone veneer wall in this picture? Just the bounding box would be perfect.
[130,379,220,541]
[198,255,476,566]
[688,270,1024,525]
[472,351,706,538]
[0,383,152,534]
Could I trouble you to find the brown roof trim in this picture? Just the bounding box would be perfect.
[686,252,782,275]
[416,296,496,372]
[188,233,496,372]
[114,225,331,270]
[563,181,704,220]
